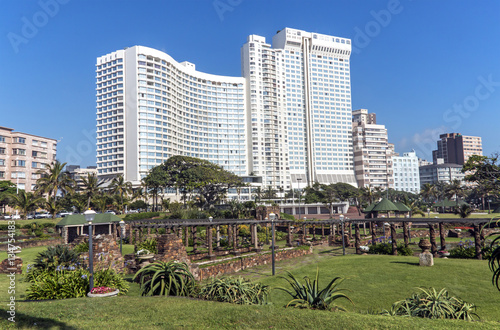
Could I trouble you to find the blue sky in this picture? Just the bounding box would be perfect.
[1,0,499,167]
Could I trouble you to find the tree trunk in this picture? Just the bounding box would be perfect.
[473,224,482,260]
[371,221,376,246]
[390,224,397,255]
[403,222,409,246]
[439,222,446,250]
[429,224,437,257]
[355,223,361,254]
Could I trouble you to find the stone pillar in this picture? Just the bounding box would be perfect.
[185,227,189,248]
[363,222,367,236]
[207,225,215,259]
[129,225,133,243]
[192,226,198,253]
[112,223,117,240]
[135,228,140,246]
[253,224,260,251]
[147,227,151,235]
[62,227,68,244]
[216,225,221,250]
[228,225,233,248]
[321,224,325,239]
[302,224,306,243]
[355,223,361,254]
[312,225,316,241]
[232,225,239,255]
[287,223,293,247]
[429,224,437,257]
[348,221,352,239]
[371,222,376,246]
[390,224,397,256]
[403,222,409,247]
[439,222,446,251]
[328,223,335,246]
[473,223,482,260]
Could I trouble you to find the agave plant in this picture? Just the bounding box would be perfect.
[199,277,269,305]
[488,230,500,292]
[33,245,81,272]
[133,261,195,296]
[276,267,353,311]
[383,287,479,321]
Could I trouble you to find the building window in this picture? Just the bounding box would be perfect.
[0,136,5,142]
[0,148,5,154]
[0,159,4,166]
[14,137,26,144]
[0,171,3,178]
[13,149,26,155]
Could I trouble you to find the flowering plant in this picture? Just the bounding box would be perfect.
[90,286,115,294]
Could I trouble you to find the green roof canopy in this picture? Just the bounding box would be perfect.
[432,198,460,208]
[363,203,377,213]
[56,213,122,227]
[371,198,400,212]
[394,202,411,212]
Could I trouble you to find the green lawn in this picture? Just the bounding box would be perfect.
[1,245,500,328]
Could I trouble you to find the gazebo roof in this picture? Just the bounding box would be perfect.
[363,203,376,213]
[432,198,460,208]
[394,202,411,212]
[371,198,399,212]
[56,213,122,227]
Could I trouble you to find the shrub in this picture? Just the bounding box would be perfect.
[124,212,160,221]
[33,245,81,271]
[26,267,129,300]
[137,238,158,254]
[133,261,195,296]
[73,242,89,253]
[41,222,56,228]
[280,212,296,221]
[277,267,353,311]
[0,224,20,230]
[238,225,250,237]
[369,243,413,256]
[383,287,479,321]
[199,277,269,305]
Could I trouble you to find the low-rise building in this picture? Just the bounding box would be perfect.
[419,158,465,186]
[393,150,420,194]
[0,126,57,192]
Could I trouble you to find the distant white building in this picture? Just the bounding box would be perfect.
[419,158,465,186]
[393,151,420,194]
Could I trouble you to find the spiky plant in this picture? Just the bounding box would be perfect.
[199,277,269,305]
[276,267,353,311]
[488,221,500,292]
[33,245,81,272]
[383,287,479,321]
[133,261,195,296]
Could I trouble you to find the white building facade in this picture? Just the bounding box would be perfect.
[96,46,247,185]
[241,28,356,191]
[393,151,420,194]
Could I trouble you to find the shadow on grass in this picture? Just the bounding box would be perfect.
[390,261,419,266]
[0,308,78,329]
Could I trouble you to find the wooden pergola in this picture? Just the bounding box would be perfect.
[126,217,492,260]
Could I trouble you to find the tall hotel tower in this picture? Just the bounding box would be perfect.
[242,28,356,190]
[97,28,356,190]
[96,46,247,185]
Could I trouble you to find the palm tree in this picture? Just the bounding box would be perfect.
[110,175,132,213]
[445,179,466,207]
[455,203,473,218]
[253,187,263,204]
[35,160,75,201]
[263,186,277,202]
[81,173,104,209]
[402,196,425,217]
[9,191,44,219]
[45,196,63,219]
[420,183,437,203]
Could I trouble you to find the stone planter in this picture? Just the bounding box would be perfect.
[418,239,431,253]
[87,289,119,298]
[136,254,154,260]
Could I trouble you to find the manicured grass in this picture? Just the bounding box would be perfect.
[1,245,500,328]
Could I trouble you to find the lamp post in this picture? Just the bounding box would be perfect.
[265,217,269,244]
[406,214,411,243]
[339,214,345,256]
[119,220,125,254]
[427,208,430,218]
[297,178,302,220]
[269,212,276,275]
[84,209,96,292]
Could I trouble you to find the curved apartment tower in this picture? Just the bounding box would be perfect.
[96,46,247,185]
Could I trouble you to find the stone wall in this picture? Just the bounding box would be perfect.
[0,238,63,251]
[0,257,22,274]
[78,235,124,273]
[192,247,312,281]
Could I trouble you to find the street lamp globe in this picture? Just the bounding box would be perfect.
[84,209,96,224]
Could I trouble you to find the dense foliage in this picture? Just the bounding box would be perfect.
[123,212,160,221]
[33,245,81,272]
[383,288,479,321]
[133,261,195,296]
[277,267,353,311]
[368,243,413,256]
[136,238,158,254]
[199,277,270,305]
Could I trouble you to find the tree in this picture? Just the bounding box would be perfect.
[81,173,104,209]
[9,191,44,219]
[455,203,473,218]
[110,175,132,213]
[420,183,437,203]
[263,186,277,202]
[0,181,17,214]
[143,166,169,212]
[45,196,63,219]
[320,184,339,218]
[157,156,243,210]
[445,179,466,207]
[35,161,74,201]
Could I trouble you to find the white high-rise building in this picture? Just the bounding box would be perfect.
[96,46,247,185]
[393,150,420,194]
[241,28,356,191]
[98,28,356,190]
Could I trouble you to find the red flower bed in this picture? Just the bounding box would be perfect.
[455,226,473,230]
[90,287,115,294]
